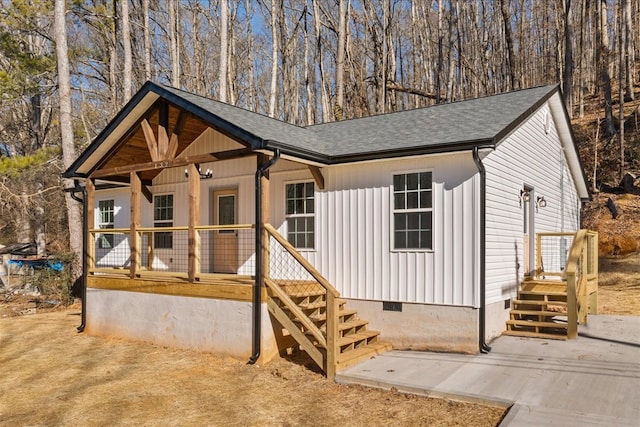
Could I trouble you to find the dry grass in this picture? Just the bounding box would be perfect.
[597,253,640,316]
[0,310,505,427]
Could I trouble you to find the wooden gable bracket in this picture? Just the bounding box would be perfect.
[308,165,325,190]
[89,148,254,179]
[141,103,187,163]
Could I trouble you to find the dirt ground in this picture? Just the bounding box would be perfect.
[0,310,505,427]
[597,253,640,316]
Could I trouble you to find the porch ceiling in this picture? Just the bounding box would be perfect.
[93,101,211,183]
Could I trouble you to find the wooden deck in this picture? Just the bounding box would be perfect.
[88,273,263,302]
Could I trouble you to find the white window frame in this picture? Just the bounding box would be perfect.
[284,180,315,250]
[391,170,433,251]
[153,193,174,249]
[97,199,115,249]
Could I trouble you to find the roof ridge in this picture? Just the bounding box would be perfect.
[306,84,559,129]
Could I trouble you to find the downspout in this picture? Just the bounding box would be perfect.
[248,148,280,364]
[473,146,493,354]
[65,179,87,333]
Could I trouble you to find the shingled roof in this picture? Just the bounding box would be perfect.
[63,82,573,177]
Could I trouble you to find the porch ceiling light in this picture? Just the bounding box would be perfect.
[536,195,547,213]
[519,189,531,208]
[184,163,213,180]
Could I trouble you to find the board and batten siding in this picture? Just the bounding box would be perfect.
[270,154,480,308]
[483,103,581,305]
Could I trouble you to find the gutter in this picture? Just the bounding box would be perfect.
[472,146,494,354]
[64,180,87,333]
[248,149,280,364]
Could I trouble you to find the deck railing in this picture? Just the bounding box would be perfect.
[264,223,340,379]
[535,230,598,338]
[88,225,255,281]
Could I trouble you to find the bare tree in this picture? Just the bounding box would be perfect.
[54,0,82,278]
[268,0,278,118]
[219,0,228,103]
[121,0,132,102]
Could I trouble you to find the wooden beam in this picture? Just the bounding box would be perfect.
[258,154,271,280]
[140,119,159,162]
[130,172,141,279]
[89,148,253,179]
[188,163,200,283]
[141,184,153,203]
[308,165,325,190]
[86,178,96,272]
[158,102,169,160]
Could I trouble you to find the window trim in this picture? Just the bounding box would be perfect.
[153,193,174,249]
[390,169,434,252]
[284,179,316,251]
[97,199,115,249]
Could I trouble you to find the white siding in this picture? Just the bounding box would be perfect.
[483,103,581,305]
[270,154,480,307]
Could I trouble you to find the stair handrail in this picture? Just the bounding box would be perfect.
[264,223,340,378]
[564,229,588,339]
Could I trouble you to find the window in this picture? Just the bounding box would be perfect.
[393,172,432,250]
[285,182,314,249]
[97,200,115,249]
[154,194,173,249]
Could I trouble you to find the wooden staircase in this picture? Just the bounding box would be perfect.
[264,224,391,379]
[505,279,570,339]
[268,280,391,373]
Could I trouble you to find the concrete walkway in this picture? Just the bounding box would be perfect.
[337,315,640,426]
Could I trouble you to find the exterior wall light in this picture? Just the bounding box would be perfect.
[536,196,547,213]
[519,189,531,208]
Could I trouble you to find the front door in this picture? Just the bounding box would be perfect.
[213,189,238,273]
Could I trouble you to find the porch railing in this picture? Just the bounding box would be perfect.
[88,224,255,281]
[535,230,599,338]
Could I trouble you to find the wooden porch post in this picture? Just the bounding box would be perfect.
[130,172,141,279]
[85,178,95,272]
[188,163,200,282]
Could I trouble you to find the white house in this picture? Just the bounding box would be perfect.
[64,82,591,378]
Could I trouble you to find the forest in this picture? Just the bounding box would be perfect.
[0,0,638,272]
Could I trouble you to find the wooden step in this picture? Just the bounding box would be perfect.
[297,298,347,311]
[337,330,381,350]
[518,290,567,297]
[510,309,568,317]
[310,309,358,322]
[336,341,393,370]
[502,330,569,340]
[507,319,568,329]
[301,318,370,335]
[512,299,567,307]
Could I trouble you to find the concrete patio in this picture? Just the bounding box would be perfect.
[336,315,640,426]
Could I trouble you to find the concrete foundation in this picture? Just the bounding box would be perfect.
[346,299,479,353]
[86,288,281,363]
[484,298,512,343]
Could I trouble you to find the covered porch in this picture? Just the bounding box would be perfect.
[66,82,389,379]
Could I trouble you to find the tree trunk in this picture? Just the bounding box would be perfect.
[268,0,278,118]
[336,0,347,113]
[563,0,573,116]
[169,0,180,88]
[219,0,228,103]
[143,0,151,81]
[121,0,132,102]
[597,0,616,136]
[623,0,635,101]
[500,0,518,90]
[54,0,83,279]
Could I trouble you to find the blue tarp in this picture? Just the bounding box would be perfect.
[7,259,64,271]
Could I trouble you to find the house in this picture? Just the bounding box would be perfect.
[63,82,597,378]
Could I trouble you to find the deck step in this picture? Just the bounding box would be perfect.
[512,299,567,307]
[510,309,568,317]
[518,290,568,297]
[502,330,569,340]
[507,319,568,329]
[337,330,381,349]
[297,299,347,310]
[336,341,393,370]
[310,309,358,322]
